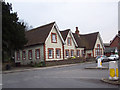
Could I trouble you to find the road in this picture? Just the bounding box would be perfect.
[2,62,119,88]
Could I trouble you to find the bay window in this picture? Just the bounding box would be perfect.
[95,44,102,56]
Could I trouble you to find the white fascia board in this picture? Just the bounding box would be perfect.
[69,30,78,47]
[45,22,65,44]
[98,33,105,49]
[54,23,65,44]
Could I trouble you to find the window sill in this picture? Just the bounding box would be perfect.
[52,42,57,43]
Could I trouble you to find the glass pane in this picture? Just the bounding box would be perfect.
[17,52,20,59]
[68,38,70,45]
[52,34,56,42]
[71,51,73,56]
[56,50,59,56]
[36,50,39,58]
[66,50,69,56]
[23,51,25,59]
[77,51,79,56]
[49,49,53,58]
[29,51,32,59]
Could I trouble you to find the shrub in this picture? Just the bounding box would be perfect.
[72,56,76,59]
[33,61,46,67]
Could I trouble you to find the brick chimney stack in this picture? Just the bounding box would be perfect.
[75,27,79,35]
[118,30,120,36]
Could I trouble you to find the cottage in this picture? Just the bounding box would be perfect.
[15,22,104,65]
[15,22,64,65]
[73,27,104,58]
[60,29,83,59]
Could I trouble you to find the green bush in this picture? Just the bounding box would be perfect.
[33,61,46,67]
[72,56,76,59]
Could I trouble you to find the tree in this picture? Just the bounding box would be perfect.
[2,1,28,63]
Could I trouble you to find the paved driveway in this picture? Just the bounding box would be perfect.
[2,62,118,88]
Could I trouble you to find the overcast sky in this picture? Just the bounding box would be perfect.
[5,0,119,43]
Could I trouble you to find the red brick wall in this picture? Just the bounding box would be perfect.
[110,36,119,48]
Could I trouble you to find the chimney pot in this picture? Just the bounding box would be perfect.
[118,31,120,36]
[75,27,79,35]
[76,27,78,30]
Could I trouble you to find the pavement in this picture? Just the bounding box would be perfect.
[84,66,108,70]
[101,78,120,85]
[2,61,94,74]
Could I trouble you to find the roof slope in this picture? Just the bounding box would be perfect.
[73,32,99,50]
[25,22,55,46]
[110,34,120,45]
[60,29,70,41]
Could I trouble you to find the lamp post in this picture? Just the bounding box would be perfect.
[118,31,120,80]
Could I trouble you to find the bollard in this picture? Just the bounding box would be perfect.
[97,58,102,68]
[109,61,118,80]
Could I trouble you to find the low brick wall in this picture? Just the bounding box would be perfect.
[46,57,95,66]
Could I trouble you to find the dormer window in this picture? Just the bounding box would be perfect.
[51,33,57,43]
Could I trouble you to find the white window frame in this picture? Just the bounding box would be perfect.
[17,51,20,60]
[36,49,40,59]
[56,49,60,58]
[68,38,71,45]
[52,33,57,43]
[71,50,74,57]
[22,51,26,60]
[77,50,80,57]
[48,49,53,59]
[28,50,32,60]
[66,50,69,57]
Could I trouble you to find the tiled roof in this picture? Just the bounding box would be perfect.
[110,34,120,45]
[25,21,99,50]
[25,22,55,46]
[60,29,70,41]
[73,32,99,50]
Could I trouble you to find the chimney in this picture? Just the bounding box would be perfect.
[75,27,79,35]
[118,31,120,36]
